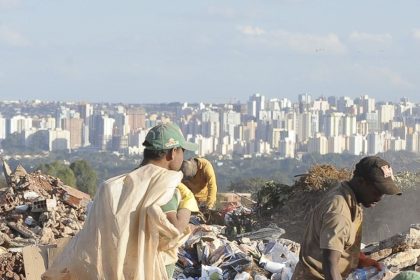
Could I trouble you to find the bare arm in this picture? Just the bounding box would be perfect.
[322,249,342,280]
[205,164,217,208]
[165,208,191,233]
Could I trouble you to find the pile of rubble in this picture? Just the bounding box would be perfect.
[0,160,91,280]
[364,224,420,273]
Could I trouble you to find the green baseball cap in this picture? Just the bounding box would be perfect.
[143,123,198,151]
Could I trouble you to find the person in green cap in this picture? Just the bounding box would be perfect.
[43,122,198,280]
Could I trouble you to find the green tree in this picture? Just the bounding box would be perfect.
[37,161,76,187]
[70,160,98,196]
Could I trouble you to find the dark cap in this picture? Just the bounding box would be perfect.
[354,156,401,195]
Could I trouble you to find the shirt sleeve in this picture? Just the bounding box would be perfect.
[319,212,351,253]
[203,161,217,208]
[161,190,180,213]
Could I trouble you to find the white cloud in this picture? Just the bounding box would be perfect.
[356,65,413,89]
[238,25,266,36]
[412,29,420,41]
[0,0,21,10]
[239,26,346,54]
[349,31,392,44]
[375,67,412,88]
[0,25,30,47]
[281,32,346,54]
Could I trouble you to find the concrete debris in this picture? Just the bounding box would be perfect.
[0,160,91,279]
[0,252,25,280]
[364,224,420,273]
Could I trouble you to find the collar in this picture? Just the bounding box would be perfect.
[340,181,362,222]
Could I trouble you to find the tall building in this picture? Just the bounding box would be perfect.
[201,110,219,138]
[367,132,385,155]
[407,132,420,153]
[127,107,146,132]
[308,134,328,155]
[7,115,33,134]
[48,129,71,151]
[298,93,312,113]
[62,117,84,149]
[360,95,375,114]
[242,121,257,142]
[78,103,93,122]
[337,96,354,113]
[91,115,115,150]
[348,134,367,156]
[342,115,357,136]
[390,138,406,151]
[220,110,241,143]
[378,103,395,129]
[328,135,345,154]
[325,112,344,137]
[365,112,379,132]
[296,112,312,143]
[0,115,6,142]
[247,93,265,120]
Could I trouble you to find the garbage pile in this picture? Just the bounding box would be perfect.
[0,160,91,280]
[363,224,420,273]
[174,224,300,280]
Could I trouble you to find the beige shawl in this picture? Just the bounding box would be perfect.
[42,164,183,280]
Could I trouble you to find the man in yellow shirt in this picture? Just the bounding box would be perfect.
[292,156,402,280]
[181,157,218,209]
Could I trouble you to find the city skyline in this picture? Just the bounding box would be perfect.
[1,1,420,103]
[1,93,420,159]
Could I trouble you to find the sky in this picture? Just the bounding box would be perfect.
[0,0,420,104]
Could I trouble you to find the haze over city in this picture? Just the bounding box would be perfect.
[1,0,420,103]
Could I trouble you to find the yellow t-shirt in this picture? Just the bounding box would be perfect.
[182,158,217,208]
[294,182,363,280]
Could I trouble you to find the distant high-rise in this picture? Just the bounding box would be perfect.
[367,132,385,154]
[0,115,6,142]
[349,134,366,155]
[127,107,146,132]
[325,112,344,137]
[308,133,328,155]
[247,93,265,120]
[379,103,395,128]
[360,95,375,114]
[62,117,84,149]
[298,93,312,113]
[79,103,93,122]
[7,115,32,134]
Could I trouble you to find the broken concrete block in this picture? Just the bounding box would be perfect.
[383,249,420,271]
[31,198,57,212]
[60,185,91,208]
[23,191,39,201]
